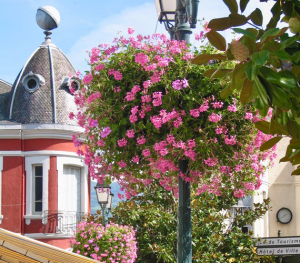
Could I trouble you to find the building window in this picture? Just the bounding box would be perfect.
[33,165,43,213]
[22,71,45,93]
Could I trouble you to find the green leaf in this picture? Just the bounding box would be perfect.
[270,50,291,61]
[287,120,299,139]
[240,78,253,104]
[282,0,294,16]
[240,0,250,13]
[220,85,233,99]
[261,28,281,42]
[292,51,300,63]
[210,69,232,80]
[291,168,300,175]
[265,27,288,43]
[232,28,257,39]
[279,35,298,50]
[255,120,271,134]
[290,139,300,149]
[267,84,290,110]
[252,50,270,67]
[206,30,227,51]
[253,76,269,106]
[277,71,297,89]
[208,17,231,31]
[260,136,282,151]
[223,0,238,13]
[249,8,263,26]
[192,53,226,65]
[259,66,280,84]
[245,61,259,81]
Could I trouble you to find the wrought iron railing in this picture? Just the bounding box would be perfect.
[42,210,88,234]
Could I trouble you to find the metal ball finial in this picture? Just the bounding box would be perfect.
[36,6,60,30]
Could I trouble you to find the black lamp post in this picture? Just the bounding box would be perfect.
[155,1,199,262]
[94,183,114,227]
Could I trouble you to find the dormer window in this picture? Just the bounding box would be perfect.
[61,76,80,95]
[22,71,45,93]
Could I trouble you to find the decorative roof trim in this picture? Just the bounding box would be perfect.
[0,79,12,87]
[48,45,56,123]
[9,47,40,119]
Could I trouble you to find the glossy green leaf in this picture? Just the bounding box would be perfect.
[252,50,270,67]
[210,68,231,80]
[282,1,294,16]
[292,51,300,63]
[253,76,269,106]
[259,66,280,84]
[261,28,281,42]
[223,0,238,13]
[232,28,257,39]
[279,111,289,126]
[245,61,259,81]
[258,103,269,117]
[292,168,300,175]
[240,0,250,13]
[270,50,291,61]
[255,120,271,134]
[260,136,282,151]
[267,84,290,110]
[208,17,231,31]
[220,84,233,99]
[277,71,297,89]
[249,8,263,26]
[279,35,298,50]
[290,139,300,149]
[265,27,288,43]
[192,53,227,65]
[206,30,227,51]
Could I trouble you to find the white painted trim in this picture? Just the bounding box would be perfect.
[24,233,73,239]
[25,156,50,225]
[57,156,88,214]
[0,151,83,158]
[48,45,56,123]
[24,215,43,220]
[0,157,2,224]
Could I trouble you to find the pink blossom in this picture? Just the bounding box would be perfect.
[234,189,245,198]
[126,129,135,138]
[128,27,134,34]
[227,104,238,112]
[245,112,253,120]
[118,138,128,147]
[83,73,93,84]
[152,92,162,107]
[69,112,74,120]
[225,135,237,145]
[204,157,218,167]
[132,155,139,163]
[142,148,151,157]
[208,113,222,122]
[118,160,127,168]
[137,136,146,145]
[190,109,200,117]
[101,127,111,138]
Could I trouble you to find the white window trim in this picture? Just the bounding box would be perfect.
[0,156,3,224]
[25,156,49,225]
[57,156,88,214]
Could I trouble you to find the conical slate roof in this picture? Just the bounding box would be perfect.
[7,38,79,125]
[0,79,13,122]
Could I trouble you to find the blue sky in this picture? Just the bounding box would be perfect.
[0,0,275,84]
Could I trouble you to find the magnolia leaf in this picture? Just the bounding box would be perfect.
[259,66,280,84]
[265,27,288,43]
[267,2,281,30]
[290,139,300,149]
[252,50,270,67]
[253,76,269,106]
[282,0,293,16]
[220,85,233,99]
[258,103,269,117]
[245,61,259,81]
[279,35,298,50]
[279,111,289,126]
[291,168,300,175]
[292,158,300,166]
[291,66,300,80]
[240,0,250,13]
[270,50,291,61]
[287,120,299,139]
[229,13,248,27]
[203,69,217,77]
[267,84,290,110]
[242,35,258,54]
[292,51,300,63]
[232,28,257,39]
[240,78,253,104]
[192,53,226,65]
[255,120,271,134]
[260,136,282,151]
[249,8,263,26]
[206,30,227,51]
[208,17,231,31]
[277,71,297,89]
[210,68,231,80]
[223,0,238,13]
[261,28,281,42]
[270,115,279,134]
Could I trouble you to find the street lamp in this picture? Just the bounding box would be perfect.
[94,183,114,227]
[155,1,199,262]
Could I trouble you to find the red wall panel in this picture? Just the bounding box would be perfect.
[24,139,77,152]
[0,139,21,151]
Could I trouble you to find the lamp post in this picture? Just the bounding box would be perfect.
[155,1,199,262]
[94,183,114,227]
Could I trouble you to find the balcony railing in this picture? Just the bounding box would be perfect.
[42,210,88,235]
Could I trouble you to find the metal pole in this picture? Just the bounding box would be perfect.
[101,204,108,227]
[175,1,192,262]
[278,230,282,263]
[178,159,192,263]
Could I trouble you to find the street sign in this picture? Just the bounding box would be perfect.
[254,236,300,256]
[257,247,300,256]
[255,237,300,247]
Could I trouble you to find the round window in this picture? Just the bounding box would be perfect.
[27,78,38,89]
[22,72,45,93]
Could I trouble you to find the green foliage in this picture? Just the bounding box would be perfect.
[90,183,275,263]
[192,0,300,172]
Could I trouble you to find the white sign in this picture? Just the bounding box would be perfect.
[255,237,300,247]
[257,247,300,256]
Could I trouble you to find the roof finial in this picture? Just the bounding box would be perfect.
[36,6,60,43]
